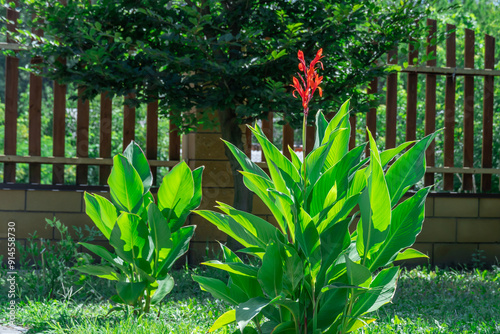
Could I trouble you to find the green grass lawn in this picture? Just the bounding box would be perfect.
[1,266,499,333]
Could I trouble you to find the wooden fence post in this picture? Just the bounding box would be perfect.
[385,48,398,150]
[444,24,456,191]
[482,34,495,192]
[424,19,437,187]
[4,1,19,183]
[463,28,475,191]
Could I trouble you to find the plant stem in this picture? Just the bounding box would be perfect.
[302,112,307,196]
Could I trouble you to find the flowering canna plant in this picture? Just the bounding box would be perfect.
[194,49,435,333]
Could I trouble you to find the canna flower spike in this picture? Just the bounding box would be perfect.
[291,48,324,116]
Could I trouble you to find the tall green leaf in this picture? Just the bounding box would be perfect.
[123,141,153,194]
[108,154,144,214]
[356,130,391,263]
[367,187,430,271]
[157,161,194,227]
[236,297,271,333]
[84,193,118,239]
[385,132,438,206]
[110,213,148,265]
[257,242,283,298]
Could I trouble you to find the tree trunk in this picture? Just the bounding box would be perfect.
[218,108,253,249]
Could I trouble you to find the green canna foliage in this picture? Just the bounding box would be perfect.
[194,101,436,333]
[76,141,203,315]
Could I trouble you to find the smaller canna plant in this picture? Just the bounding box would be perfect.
[194,49,435,333]
[75,141,203,315]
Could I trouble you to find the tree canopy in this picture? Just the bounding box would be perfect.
[3,0,433,210]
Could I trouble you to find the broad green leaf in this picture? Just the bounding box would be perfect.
[174,166,204,233]
[196,210,264,248]
[157,161,194,228]
[356,130,391,262]
[75,264,120,280]
[271,298,301,330]
[249,123,301,183]
[217,202,278,248]
[148,203,172,250]
[202,260,258,278]
[240,172,286,234]
[209,310,236,332]
[394,248,428,261]
[305,137,335,188]
[108,154,144,214]
[84,193,117,239]
[150,275,174,305]
[221,245,264,299]
[257,242,283,298]
[110,213,148,265]
[314,110,329,149]
[317,218,351,288]
[123,141,153,194]
[235,296,271,333]
[158,225,195,275]
[223,138,269,180]
[380,141,414,168]
[323,101,351,168]
[322,100,350,146]
[346,318,376,333]
[267,188,296,240]
[295,208,321,279]
[148,203,173,267]
[367,187,430,271]
[386,132,438,206]
[79,242,129,274]
[345,257,371,288]
[282,244,303,295]
[288,146,303,171]
[116,281,148,306]
[193,275,244,305]
[351,266,399,317]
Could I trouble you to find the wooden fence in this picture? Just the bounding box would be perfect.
[0,5,180,187]
[247,19,500,193]
[2,17,500,192]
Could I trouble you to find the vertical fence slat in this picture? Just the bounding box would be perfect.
[385,48,398,149]
[424,19,437,187]
[4,2,19,183]
[28,17,43,184]
[52,60,66,185]
[123,93,136,150]
[444,24,456,191]
[482,34,495,192]
[169,111,180,161]
[349,114,356,150]
[305,125,315,156]
[147,101,158,184]
[406,40,418,142]
[261,112,273,162]
[366,78,378,156]
[463,28,475,191]
[283,120,294,160]
[99,92,112,185]
[76,88,89,185]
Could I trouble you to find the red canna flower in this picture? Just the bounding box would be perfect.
[291,49,324,116]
